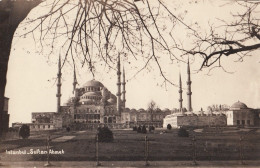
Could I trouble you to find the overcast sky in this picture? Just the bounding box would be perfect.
[5,0,260,125]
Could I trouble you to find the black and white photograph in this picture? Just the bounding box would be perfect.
[0,0,260,167]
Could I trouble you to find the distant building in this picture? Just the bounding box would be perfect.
[0,97,10,133]
[226,101,260,126]
[163,60,227,128]
[122,108,171,128]
[163,60,260,128]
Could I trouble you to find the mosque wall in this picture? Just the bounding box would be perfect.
[163,114,227,128]
[177,115,227,127]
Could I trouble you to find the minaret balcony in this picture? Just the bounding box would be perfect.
[187,92,192,95]
[56,94,62,97]
[186,81,192,85]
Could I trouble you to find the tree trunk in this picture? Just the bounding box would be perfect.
[0,0,41,137]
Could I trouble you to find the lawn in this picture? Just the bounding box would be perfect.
[1,127,260,161]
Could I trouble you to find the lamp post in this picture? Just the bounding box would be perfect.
[192,136,198,166]
[96,134,101,166]
[44,135,52,167]
[144,135,150,166]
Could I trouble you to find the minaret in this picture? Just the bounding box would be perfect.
[122,67,126,109]
[116,54,121,115]
[72,65,77,95]
[187,59,193,112]
[56,56,62,113]
[178,73,183,114]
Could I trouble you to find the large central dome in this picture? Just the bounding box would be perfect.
[83,80,104,87]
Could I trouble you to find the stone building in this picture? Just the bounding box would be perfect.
[121,108,171,128]
[226,101,260,126]
[163,60,227,128]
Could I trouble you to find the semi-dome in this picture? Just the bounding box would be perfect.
[79,99,94,105]
[83,80,104,87]
[230,101,248,110]
[82,92,101,96]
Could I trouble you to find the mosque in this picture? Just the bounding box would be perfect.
[18,55,260,131]
[28,56,170,131]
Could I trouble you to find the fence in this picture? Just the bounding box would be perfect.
[1,128,260,167]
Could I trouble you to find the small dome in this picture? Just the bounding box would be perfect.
[163,108,170,112]
[230,101,248,110]
[124,108,130,112]
[83,80,104,87]
[107,98,116,104]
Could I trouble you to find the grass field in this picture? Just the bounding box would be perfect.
[1,127,260,162]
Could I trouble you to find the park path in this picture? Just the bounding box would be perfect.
[1,160,260,168]
[52,136,75,142]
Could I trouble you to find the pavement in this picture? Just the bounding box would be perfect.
[0,160,260,168]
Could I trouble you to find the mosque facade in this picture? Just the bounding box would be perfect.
[28,56,170,131]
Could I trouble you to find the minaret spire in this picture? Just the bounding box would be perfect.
[116,54,122,116]
[122,67,126,109]
[56,56,62,113]
[73,64,77,95]
[179,72,183,114]
[187,58,192,112]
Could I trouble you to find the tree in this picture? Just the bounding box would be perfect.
[141,125,147,134]
[97,126,113,142]
[19,124,30,139]
[207,104,230,112]
[147,100,157,122]
[137,125,142,133]
[0,0,42,137]
[179,1,260,73]
[0,0,189,136]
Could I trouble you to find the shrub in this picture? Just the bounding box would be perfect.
[167,124,172,130]
[141,125,147,134]
[66,127,70,132]
[19,124,30,139]
[149,126,152,132]
[149,126,155,132]
[137,126,142,133]
[133,126,137,131]
[97,126,113,142]
[178,127,189,137]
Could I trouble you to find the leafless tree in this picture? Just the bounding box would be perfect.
[178,1,260,74]
[147,100,157,121]
[18,0,192,85]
